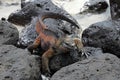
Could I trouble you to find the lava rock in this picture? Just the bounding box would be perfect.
[8,0,80,47]
[82,20,120,57]
[0,1,2,5]
[51,53,120,80]
[0,20,19,46]
[8,0,78,27]
[1,17,6,21]
[0,45,41,80]
[18,19,38,47]
[21,0,26,8]
[10,3,19,6]
[49,47,103,74]
[110,0,120,19]
[8,2,40,26]
[80,0,108,14]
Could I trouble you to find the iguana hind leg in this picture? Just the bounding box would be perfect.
[41,48,55,76]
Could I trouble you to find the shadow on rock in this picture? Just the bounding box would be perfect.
[49,47,103,75]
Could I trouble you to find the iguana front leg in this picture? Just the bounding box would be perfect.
[27,35,41,53]
[74,38,90,58]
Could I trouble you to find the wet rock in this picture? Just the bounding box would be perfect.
[0,20,19,46]
[82,20,120,57]
[4,3,19,6]
[51,53,120,80]
[0,45,41,80]
[80,0,108,14]
[21,0,26,8]
[8,0,80,47]
[49,47,103,74]
[8,2,41,26]
[1,17,6,21]
[10,3,19,6]
[0,1,2,5]
[110,0,120,19]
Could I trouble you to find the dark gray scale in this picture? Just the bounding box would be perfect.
[40,29,58,50]
[43,29,59,38]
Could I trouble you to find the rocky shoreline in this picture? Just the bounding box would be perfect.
[0,20,42,80]
[0,0,120,80]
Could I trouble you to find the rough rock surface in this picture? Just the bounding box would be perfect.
[8,0,80,47]
[0,1,2,5]
[82,20,120,57]
[49,47,103,73]
[0,45,41,80]
[110,0,120,19]
[51,53,120,80]
[18,20,38,47]
[80,0,108,14]
[0,20,19,46]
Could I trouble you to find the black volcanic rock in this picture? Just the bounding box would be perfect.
[82,20,120,57]
[49,47,103,74]
[80,0,108,14]
[0,45,41,80]
[0,20,19,46]
[8,0,80,47]
[110,0,120,19]
[51,53,120,80]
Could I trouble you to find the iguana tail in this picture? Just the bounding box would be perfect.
[40,12,80,29]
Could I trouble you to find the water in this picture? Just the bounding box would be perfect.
[0,0,23,31]
[0,0,20,19]
[0,0,111,31]
[52,0,111,30]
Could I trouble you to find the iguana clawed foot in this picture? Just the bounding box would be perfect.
[80,48,90,58]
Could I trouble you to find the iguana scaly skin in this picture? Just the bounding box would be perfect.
[27,12,83,76]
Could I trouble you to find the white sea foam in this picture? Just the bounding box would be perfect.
[52,0,111,30]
